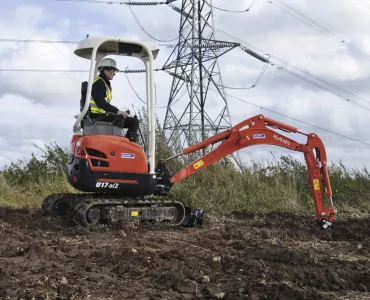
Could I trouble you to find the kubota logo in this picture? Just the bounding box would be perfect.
[273,134,290,146]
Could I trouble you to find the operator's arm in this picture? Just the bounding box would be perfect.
[91,80,119,114]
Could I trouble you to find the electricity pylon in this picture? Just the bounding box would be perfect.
[162,0,239,148]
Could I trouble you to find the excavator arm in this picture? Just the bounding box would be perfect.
[157,114,336,229]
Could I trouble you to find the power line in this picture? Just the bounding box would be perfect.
[123,67,146,104]
[218,89,370,147]
[0,68,166,73]
[0,38,175,49]
[0,69,88,72]
[276,65,370,112]
[2,68,367,146]
[218,61,269,90]
[210,0,257,13]
[3,62,368,112]
[127,0,179,42]
[0,38,78,44]
[55,0,180,43]
[359,0,370,10]
[268,0,370,63]
[2,52,370,112]
[52,0,370,64]
[55,0,170,5]
[2,36,370,112]
[270,55,370,107]
[2,20,370,110]
[123,67,185,108]
[211,26,370,111]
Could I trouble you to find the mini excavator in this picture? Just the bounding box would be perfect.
[42,37,337,229]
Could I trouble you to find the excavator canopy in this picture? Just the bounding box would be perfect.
[74,37,160,61]
[72,36,160,174]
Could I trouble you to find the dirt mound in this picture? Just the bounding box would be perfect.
[1,208,370,299]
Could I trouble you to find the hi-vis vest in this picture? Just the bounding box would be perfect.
[89,76,112,115]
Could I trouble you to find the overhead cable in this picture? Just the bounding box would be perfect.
[0,38,78,44]
[2,27,370,109]
[218,61,269,90]
[2,36,370,110]
[268,0,370,63]
[127,0,179,42]
[276,66,370,112]
[0,69,88,72]
[122,66,185,108]
[359,0,370,9]
[0,68,166,73]
[215,89,370,147]
[123,67,146,104]
[210,0,257,13]
[55,0,169,5]
[55,0,180,42]
[0,38,175,49]
[211,26,370,110]
[270,55,370,107]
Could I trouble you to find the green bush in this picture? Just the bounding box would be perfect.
[3,142,68,185]
[1,107,370,216]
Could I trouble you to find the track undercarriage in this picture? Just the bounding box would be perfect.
[42,193,204,227]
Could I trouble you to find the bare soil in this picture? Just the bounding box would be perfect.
[1,208,370,300]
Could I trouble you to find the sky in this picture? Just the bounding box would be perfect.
[1,0,370,172]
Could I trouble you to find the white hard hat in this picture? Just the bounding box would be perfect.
[98,58,120,72]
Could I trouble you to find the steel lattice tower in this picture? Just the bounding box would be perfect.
[162,0,239,148]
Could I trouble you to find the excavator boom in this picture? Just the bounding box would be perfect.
[159,114,336,228]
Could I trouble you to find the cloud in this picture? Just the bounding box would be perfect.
[0,0,370,174]
[0,5,90,105]
[0,94,75,167]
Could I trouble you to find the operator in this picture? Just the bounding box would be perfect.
[89,57,139,143]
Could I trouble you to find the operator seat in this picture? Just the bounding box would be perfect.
[82,118,126,137]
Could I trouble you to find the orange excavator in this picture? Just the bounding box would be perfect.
[42,37,336,229]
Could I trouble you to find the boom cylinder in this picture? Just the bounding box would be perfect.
[183,130,230,154]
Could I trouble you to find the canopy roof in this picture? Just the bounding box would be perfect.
[74,37,160,61]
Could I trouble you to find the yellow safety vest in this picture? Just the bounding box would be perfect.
[89,76,112,115]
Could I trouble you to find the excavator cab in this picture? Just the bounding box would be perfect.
[74,37,158,140]
[67,37,160,194]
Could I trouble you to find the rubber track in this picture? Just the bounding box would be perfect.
[42,193,186,227]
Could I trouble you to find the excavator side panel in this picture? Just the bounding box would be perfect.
[67,134,155,196]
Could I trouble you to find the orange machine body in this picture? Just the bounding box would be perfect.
[70,134,148,173]
[67,134,155,196]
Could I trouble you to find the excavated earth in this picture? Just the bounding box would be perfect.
[1,208,370,300]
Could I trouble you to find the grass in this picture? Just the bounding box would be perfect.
[169,157,370,216]
[0,175,76,208]
[1,142,370,219]
[1,109,370,217]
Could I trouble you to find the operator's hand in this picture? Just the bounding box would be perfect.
[117,110,129,118]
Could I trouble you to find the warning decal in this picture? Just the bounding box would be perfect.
[313,179,320,191]
[193,160,204,170]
